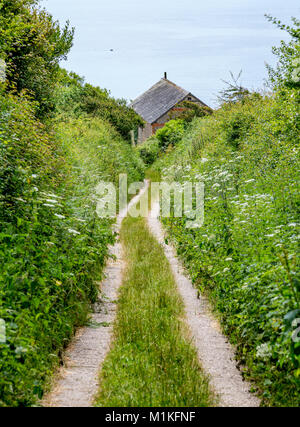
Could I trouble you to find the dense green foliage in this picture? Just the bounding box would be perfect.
[136,136,161,166]
[0,89,143,406]
[54,70,144,140]
[0,0,144,407]
[266,15,300,89]
[151,88,300,406]
[156,119,186,151]
[0,0,74,117]
[136,104,212,165]
[96,215,214,407]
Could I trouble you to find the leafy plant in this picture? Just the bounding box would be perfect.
[136,136,160,166]
[169,101,213,122]
[0,0,74,117]
[156,119,186,151]
[265,15,300,90]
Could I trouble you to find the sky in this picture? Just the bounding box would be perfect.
[41,0,299,107]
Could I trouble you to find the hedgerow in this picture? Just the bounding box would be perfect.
[153,90,300,406]
[0,89,144,406]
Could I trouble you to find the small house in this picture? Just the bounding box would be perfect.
[131,73,208,143]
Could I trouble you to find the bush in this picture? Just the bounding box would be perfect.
[54,70,144,141]
[169,101,213,122]
[156,119,185,151]
[220,108,254,149]
[136,136,160,166]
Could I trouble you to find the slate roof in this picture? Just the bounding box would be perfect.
[131,78,205,124]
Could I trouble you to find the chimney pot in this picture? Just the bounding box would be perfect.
[164,72,167,79]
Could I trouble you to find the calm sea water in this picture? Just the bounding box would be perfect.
[42,0,299,107]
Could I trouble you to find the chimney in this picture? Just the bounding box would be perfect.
[164,72,167,79]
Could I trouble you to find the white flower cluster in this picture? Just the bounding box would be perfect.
[256,343,272,361]
[0,59,6,83]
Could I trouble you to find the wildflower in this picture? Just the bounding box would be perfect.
[75,218,86,223]
[225,257,233,261]
[244,179,255,183]
[68,228,80,236]
[288,223,297,227]
[256,343,272,361]
[223,267,230,273]
[45,199,58,204]
[42,192,62,199]
[54,214,65,219]
[15,346,28,355]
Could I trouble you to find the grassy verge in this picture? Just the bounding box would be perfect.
[95,215,214,407]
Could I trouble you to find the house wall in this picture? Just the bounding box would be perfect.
[137,122,152,144]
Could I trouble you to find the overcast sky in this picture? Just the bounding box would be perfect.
[41,0,299,107]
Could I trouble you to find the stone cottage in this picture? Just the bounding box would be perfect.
[131,73,208,143]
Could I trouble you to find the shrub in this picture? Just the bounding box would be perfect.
[156,119,185,151]
[54,70,144,141]
[169,101,213,122]
[136,136,160,166]
[220,108,254,149]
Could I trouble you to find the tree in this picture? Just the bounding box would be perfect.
[217,70,250,105]
[265,15,300,90]
[54,70,144,141]
[0,0,74,117]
